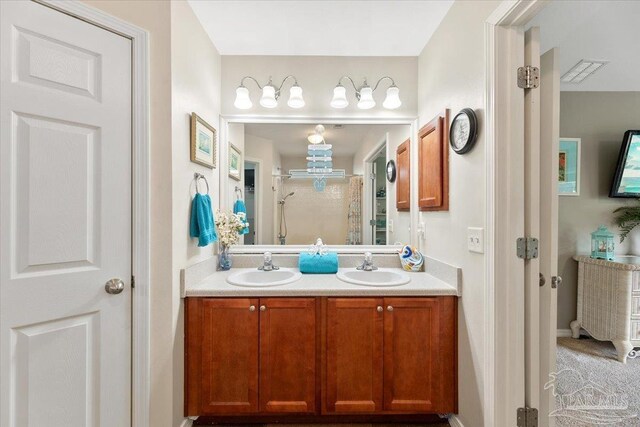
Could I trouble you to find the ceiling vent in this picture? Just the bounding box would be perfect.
[561,59,608,84]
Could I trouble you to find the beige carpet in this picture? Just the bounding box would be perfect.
[553,338,640,426]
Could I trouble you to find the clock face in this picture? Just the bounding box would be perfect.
[449,108,477,154]
[386,160,396,182]
[451,114,470,150]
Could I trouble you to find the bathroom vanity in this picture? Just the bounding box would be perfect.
[182,255,461,423]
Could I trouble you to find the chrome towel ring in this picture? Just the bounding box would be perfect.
[194,173,209,194]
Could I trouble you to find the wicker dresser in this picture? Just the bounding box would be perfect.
[571,255,640,363]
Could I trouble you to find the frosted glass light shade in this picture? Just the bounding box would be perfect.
[307,133,324,144]
[287,85,305,109]
[330,85,349,109]
[357,86,375,109]
[260,85,278,108]
[383,86,402,109]
[234,86,252,109]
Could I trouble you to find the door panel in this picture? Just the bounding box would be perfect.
[0,2,132,425]
[326,298,383,413]
[396,139,410,211]
[383,297,440,412]
[538,47,560,427]
[193,298,259,414]
[260,298,316,413]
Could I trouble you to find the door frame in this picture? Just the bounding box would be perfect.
[34,1,151,426]
[485,1,548,426]
[363,134,387,245]
[243,158,261,245]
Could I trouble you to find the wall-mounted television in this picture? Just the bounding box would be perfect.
[610,131,640,198]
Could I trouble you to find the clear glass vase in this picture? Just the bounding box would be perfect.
[218,245,232,270]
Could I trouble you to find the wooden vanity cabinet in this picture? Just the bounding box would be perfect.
[186,296,457,419]
[185,297,317,416]
[324,297,457,415]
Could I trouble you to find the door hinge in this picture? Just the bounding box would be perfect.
[517,66,540,89]
[517,237,539,260]
[131,275,135,289]
[369,219,376,226]
[517,407,538,427]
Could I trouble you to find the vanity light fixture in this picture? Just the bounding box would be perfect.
[234,75,305,110]
[330,76,401,110]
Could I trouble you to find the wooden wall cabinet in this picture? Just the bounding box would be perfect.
[418,110,449,211]
[396,139,411,211]
[186,296,457,420]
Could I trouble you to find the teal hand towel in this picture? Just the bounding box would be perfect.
[307,161,333,168]
[299,252,339,274]
[233,199,250,235]
[309,149,332,157]
[190,193,217,247]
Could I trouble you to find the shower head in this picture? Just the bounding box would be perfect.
[279,191,295,204]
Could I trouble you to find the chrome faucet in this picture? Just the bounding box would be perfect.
[258,251,279,271]
[357,252,377,271]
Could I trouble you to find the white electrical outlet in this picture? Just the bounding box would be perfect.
[388,219,394,233]
[467,227,484,253]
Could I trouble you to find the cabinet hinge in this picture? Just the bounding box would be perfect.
[517,237,539,260]
[517,407,538,427]
[517,66,540,89]
[131,275,135,289]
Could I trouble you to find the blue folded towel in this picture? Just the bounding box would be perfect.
[309,150,332,157]
[233,199,250,235]
[307,161,333,168]
[299,252,339,274]
[189,193,217,247]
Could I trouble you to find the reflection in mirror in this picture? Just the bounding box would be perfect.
[228,123,411,246]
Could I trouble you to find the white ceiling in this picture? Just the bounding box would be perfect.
[244,123,401,157]
[187,0,454,56]
[527,0,640,91]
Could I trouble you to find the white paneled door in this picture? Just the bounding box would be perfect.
[0,2,132,426]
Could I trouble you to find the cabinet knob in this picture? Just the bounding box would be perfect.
[249,305,256,312]
[260,305,266,311]
[387,305,394,312]
[377,306,383,312]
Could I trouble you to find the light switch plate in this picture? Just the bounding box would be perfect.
[388,219,394,233]
[467,227,484,253]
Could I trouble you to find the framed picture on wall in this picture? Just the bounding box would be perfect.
[229,143,242,181]
[559,137,581,196]
[190,113,217,169]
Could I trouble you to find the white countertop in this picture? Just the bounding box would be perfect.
[184,267,460,297]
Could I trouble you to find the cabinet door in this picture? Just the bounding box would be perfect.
[418,111,449,211]
[185,298,259,415]
[260,298,317,413]
[326,298,383,413]
[396,139,411,211]
[383,297,457,413]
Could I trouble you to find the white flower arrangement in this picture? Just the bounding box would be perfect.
[215,210,247,248]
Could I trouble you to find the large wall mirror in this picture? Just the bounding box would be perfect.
[223,121,412,247]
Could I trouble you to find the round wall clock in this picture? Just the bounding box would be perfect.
[386,160,396,182]
[449,108,478,154]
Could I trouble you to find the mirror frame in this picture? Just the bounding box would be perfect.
[219,115,419,254]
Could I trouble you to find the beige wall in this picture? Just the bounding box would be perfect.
[557,91,640,329]
[80,1,175,425]
[417,1,501,426]
[245,134,277,244]
[221,56,418,117]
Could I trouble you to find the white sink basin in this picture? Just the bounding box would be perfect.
[226,268,302,287]
[336,268,410,287]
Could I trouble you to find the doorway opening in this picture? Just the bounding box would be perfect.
[244,161,258,245]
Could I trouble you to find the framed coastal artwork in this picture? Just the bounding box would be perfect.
[229,143,242,181]
[190,113,216,169]
[559,138,581,196]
